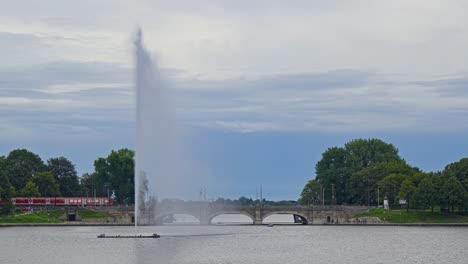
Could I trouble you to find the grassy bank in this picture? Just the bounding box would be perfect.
[0,209,64,223]
[355,208,468,223]
[77,209,109,219]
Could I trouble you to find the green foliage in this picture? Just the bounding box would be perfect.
[413,176,436,210]
[212,197,297,206]
[93,149,134,204]
[344,138,402,171]
[4,149,47,191]
[47,157,80,197]
[20,180,41,197]
[398,179,416,210]
[299,179,321,205]
[410,172,428,186]
[0,209,64,223]
[0,173,16,200]
[378,173,408,206]
[77,209,109,219]
[32,172,61,197]
[350,162,414,205]
[441,176,466,211]
[315,147,348,204]
[0,201,15,216]
[443,158,468,191]
[305,138,468,211]
[313,138,404,205]
[0,155,6,180]
[0,171,16,215]
[355,208,468,223]
[79,173,96,197]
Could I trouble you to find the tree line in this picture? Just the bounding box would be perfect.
[0,148,135,214]
[212,197,299,207]
[299,138,468,212]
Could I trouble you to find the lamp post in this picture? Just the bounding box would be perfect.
[377,186,380,208]
[104,183,110,207]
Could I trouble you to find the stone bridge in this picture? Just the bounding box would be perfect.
[141,204,369,225]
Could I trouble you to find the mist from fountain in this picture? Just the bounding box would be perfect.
[134,29,179,226]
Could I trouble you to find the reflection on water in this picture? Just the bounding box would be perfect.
[0,225,467,264]
[211,214,254,225]
[169,213,296,225]
[172,214,200,224]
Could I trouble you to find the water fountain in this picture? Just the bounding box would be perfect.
[98,29,168,238]
[134,29,180,226]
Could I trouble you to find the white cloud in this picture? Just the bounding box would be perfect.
[1,1,468,77]
[39,82,130,94]
[1,1,468,140]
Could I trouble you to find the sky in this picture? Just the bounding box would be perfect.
[1,0,467,200]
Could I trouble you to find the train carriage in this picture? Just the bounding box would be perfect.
[0,197,114,206]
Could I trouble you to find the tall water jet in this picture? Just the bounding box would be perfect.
[134,29,210,226]
[134,29,178,225]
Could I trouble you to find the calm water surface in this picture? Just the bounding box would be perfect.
[0,225,466,264]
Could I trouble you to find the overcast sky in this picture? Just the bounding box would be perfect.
[1,0,467,199]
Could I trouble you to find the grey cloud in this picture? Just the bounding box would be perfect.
[145,0,354,17]
[0,32,51,68]
[1,59,468,141]
[173,71,468,132]
[249,70,372,91]
[412,77,468,97]
[175,69,372,93]
[0,60,135,145]
[0,61,131,87]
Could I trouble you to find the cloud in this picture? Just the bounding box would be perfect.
[0,32,51,68]
[412,77,468,97]
[1,0,468,140]
[1,59,468,140]
[1,0,468,77]
[0,61,135,145]
[174,70,468,133]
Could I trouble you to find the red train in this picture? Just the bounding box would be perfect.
[0,197,113,206]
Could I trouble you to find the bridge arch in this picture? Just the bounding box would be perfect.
[208,211,255,225]
[262,211,309,225]
[154,211,201,225]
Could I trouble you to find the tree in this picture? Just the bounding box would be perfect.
[413,176,436,211]
[299,179,321,205]
[378,173,408,207]
[93,149,134,204]
[344,138,403,172]
[349,162,414,205]
[79,173,95,197]
[411,172,428,186]
[32,172,61,197]
[4,149,47,191]
[92,158,113,197]
[20,180,40,197]
[0,155,5,176]
[1,155,15,200]
[237,196,254,206]
[443,158,468,192]
[311,138,404,205]
[441,176,466,212]
[0,173,16,200]
[398,179,416,211]
[47,157,80,196]
[315,147,349,204]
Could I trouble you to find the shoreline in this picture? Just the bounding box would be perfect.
[1,223,467,227]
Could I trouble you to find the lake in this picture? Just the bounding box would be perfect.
[0,225,466,264]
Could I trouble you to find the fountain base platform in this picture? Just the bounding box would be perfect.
[97,233,160,238]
